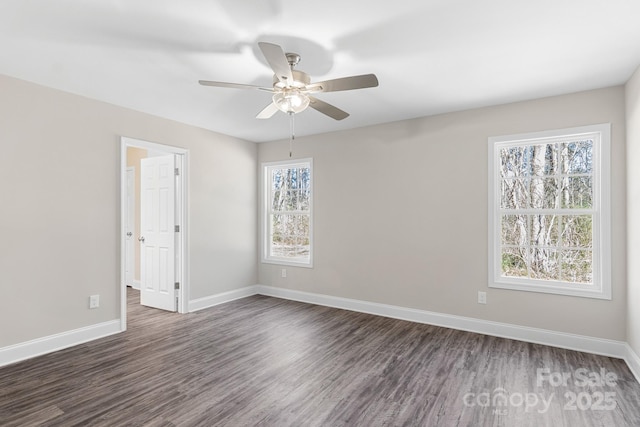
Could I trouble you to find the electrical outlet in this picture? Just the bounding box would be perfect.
[89,294,100,309]
[281,268,287,278]
[478,291,487,305]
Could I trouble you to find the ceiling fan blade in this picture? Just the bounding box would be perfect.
[258,42,294,85]
[199,80,273,92]
[307,74,379,93]
[308,96,350,121]
[256,103,280,119]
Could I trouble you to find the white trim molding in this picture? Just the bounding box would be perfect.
[261,158,314,269]
[256,285,627,359]
[625,344,640,384]
[3,286,636,385]
[188,286,259,312]
[488,124,612,300]
[120,136,190,332]
[0,320,121,368]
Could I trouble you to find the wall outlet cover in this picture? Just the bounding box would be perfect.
[478,291,487,304]
[89,295,100,309]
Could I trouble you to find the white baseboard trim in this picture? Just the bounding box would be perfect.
[0,320,122,368]
[188,286,259,312]
[256,285,627,360]
[1,286,260,367]
[3,285,634,382]
[132,280,141,290]
[625,344,640,384]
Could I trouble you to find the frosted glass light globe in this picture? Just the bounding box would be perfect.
[273,89,310,114]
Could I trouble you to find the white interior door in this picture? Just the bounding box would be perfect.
[140,155,176,311]
[125,167,135,287]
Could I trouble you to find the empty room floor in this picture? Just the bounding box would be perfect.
[1,288,639,426]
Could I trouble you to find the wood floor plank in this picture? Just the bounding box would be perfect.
[1,288,639,426]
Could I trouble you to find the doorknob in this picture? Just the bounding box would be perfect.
[127,232,132,237]
[138,236,145,243]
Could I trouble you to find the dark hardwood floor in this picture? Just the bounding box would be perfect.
[1,288,639,426]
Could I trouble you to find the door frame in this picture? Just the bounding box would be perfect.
[125,166,137,289]
[120,137,189,330]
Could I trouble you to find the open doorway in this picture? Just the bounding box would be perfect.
[119,137,189,331]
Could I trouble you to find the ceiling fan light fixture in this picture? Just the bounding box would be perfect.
[273,89,310,114]
[200,42,378,122]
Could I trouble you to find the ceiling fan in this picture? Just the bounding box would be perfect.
[199,42,379,121]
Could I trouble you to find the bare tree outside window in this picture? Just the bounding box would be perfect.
[500,140,593,283]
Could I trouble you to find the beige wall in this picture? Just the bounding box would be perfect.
[258,86,627,341]
[0,74,257,347]
[0,70,631,351]
[126,147,147,282]
[626,65,640,353]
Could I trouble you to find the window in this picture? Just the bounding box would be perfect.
[488,124,610,299]
[262,158,313,267]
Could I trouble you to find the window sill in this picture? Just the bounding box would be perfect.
[262,258,313,269]
[489,279,610,300]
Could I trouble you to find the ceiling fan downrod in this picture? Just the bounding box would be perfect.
[289,111,295,158]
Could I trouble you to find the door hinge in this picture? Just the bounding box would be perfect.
[175,225,180,232]
[175,168,180,176]
[175,282,180,290]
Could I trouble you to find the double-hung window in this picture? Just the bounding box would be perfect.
[488,124,610,299]
[262,158,313,267]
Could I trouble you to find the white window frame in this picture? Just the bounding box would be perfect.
[262,158,313,268]
[488,124,611,299]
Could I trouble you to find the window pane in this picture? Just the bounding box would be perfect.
[501,247,528,278]
[561,140,593,174]
[500,146,533,178]
[561,250,592,283]
[272,170,283,190]
[561,215,593,249]
[502,215,528,246]
[296,214,309,237]
[271,243,286,258]
[530,143,557,176]
[501,178,529,209]
[271,214,284,241]
[529,248,559,281]
[294,169,301,190]
[530,214,559,247]
[272,189,283,211]
[270,213,286,258]
[529,179,547,209]
[542,178,559,209]
[292,237,310,258]
[530,177,560,209]
[544,143,558,175]
[298,189,310,211]
[298,168,310,190]
[282,214,296,236]
[269,212,310,260]
[560,176,592,209]
[287,190,298,211]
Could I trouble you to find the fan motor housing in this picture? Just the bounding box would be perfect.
[273,70,310,89]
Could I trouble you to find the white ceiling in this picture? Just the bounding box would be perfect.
[1,0,640,142]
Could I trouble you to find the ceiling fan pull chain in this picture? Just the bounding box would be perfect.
[289,111,295,157]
